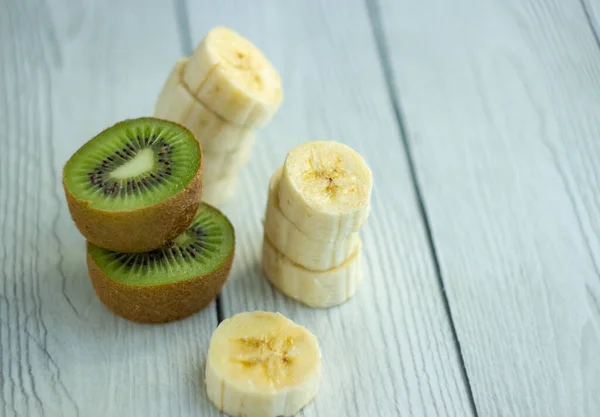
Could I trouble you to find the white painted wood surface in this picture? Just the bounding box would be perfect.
[0,1,220,416]
[0,0,474,415]
[376,0,600,415]
[0,1,478,416]
[5,0,599,415]
[183,1,473,416]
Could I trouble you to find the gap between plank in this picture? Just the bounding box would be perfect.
[173,0,193,58]
[580,0,600,50]
[364,0,480,415]
[173,0,225,324]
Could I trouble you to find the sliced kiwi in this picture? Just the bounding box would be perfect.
[63,117,203,252]
[87,203,235,323]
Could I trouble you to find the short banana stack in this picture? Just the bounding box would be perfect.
[155,26,282,206]
[262,141,373,308]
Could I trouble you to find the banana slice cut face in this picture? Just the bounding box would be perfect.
[266,168,359,270]
[205,311,322,417]
[263,235,363,308]
[154,59,255,153]
[184,26,282,129]
[278,141,372,242]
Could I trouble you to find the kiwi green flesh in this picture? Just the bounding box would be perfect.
[63,118,201,211]
[87,204,234,286]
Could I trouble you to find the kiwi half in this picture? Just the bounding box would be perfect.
[63,117,203,252]
[87,203,235,323]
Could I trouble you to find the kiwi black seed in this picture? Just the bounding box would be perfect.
[87,203,235,323]
[62,117,203,253]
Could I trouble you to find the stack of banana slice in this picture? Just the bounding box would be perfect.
[154,26,282,206]
[262,141,373,308]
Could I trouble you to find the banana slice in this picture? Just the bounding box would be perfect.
[262,235,363,308]
[265,167,359,270]
[202,135,255,183]
[183,26,282,129]
[202,176,238,207]
[154,59,255,153]
[278,141,372,242]
[205,311,322,417]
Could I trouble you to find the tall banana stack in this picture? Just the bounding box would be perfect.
[154,26,283,206]
[262,141,373,308]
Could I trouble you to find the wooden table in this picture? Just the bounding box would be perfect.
[2,0,600,415]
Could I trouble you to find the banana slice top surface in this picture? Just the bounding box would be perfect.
[207,26,282,105]
[284,141,372,213]
[208,311,321,393]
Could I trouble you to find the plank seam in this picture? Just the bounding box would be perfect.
[364,0,480,415]
[173,0,194,58]
[580,0,600,50]
[173,0,224,324]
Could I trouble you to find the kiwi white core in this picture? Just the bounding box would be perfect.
[109,148,155,179]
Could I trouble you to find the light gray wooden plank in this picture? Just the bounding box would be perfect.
[581,0,600,45]
[184,1,475,416]
[375,0,600,415]
[0,1,219,416]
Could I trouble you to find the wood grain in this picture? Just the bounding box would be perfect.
[0,1,219,416]
[375,0,600,415]
[183,1,475,416]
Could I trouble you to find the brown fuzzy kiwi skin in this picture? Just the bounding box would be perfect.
[86,238,234,324]
[63,157,203,253]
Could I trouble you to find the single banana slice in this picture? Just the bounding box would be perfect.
[278,141,372,242]
[262,235,363,308]
[155,59,255,152]
[202,176,238,207]
[202,135,255,183]
[184,26,282,128]
[205,311,322,417]
[265,167,359,270]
